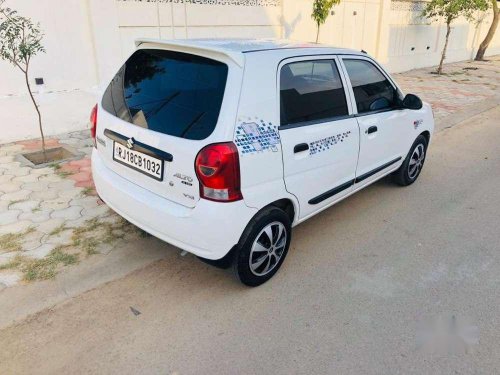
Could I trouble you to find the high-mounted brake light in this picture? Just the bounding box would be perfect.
[195,142,242,202]
[90,104,98,147]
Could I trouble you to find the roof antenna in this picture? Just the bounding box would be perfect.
[361,49,367,54]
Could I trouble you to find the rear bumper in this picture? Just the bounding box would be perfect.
[92,149,257,260]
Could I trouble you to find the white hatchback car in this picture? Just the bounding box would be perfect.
[91,39,434,286]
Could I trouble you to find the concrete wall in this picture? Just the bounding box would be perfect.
[0,0,282,143]
[0,0,499,143]
[282,0,500,72]
[383,0,500,72]
[1,0,102,143]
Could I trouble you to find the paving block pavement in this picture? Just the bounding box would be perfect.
[0,131,129,289]
[395,55,500,124]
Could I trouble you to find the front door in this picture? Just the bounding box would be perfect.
[278,57,360,220]
[340,57,413,187]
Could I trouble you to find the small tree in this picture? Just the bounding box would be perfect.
[0,0,46,156]
[475,0,499,61]
[312,0,340,43]
[422,0,489,74]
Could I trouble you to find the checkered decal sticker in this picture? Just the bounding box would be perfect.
[234,119,280,156]
[309,131,351,156]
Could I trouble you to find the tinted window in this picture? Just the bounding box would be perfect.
[101,49,228,140]
[280,60,348,126]
[343,59,399,114]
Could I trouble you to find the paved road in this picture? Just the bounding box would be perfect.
[1,107,500,374]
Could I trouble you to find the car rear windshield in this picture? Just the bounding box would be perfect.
[101,49,228,140]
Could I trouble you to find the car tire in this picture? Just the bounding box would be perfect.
[393,134,428,186]
[233,206,292,287]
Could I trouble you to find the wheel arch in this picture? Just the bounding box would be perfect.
[420,130,431,145]
[197,197,298,269]
[265,198,297,224]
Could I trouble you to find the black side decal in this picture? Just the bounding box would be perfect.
[308,180,354,205]
[307,157,402,205]
[354,156,402,184]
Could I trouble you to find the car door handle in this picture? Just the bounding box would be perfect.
[294,143,309,153]
[366,126,378,134]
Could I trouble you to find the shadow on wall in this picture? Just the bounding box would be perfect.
[281,13,302,39]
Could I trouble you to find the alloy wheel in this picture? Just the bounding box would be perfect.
[249,221,287,276]
[408,143,425,180]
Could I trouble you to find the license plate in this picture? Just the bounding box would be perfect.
[113,142,164,181]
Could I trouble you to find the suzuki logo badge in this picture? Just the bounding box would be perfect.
[126,137,135,149]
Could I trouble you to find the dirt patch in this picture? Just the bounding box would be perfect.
[21,146,75,166]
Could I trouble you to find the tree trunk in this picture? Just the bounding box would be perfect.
[475,0,499,61]
[316,22,320,43]
[438,22,452,75]
[24,68,47,161]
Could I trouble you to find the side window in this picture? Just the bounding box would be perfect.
[343,59,399,114]
[280,60,348,126]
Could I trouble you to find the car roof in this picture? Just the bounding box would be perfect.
[135,38,361,67]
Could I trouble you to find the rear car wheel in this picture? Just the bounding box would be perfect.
[233,207,291,287]
[393,135,428,186]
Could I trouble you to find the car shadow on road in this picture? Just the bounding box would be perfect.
[142,175,403,290]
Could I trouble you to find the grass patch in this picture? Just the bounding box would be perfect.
[48,162,61,170]
[80,238,99,255]
[8,199,23,208]
[21,246,79,281]
[80,186,95,197]
[71,217,131,253]
[0,234,23,253]
[56,170,73,178]
[0,227,34,253]
[1,215,144,282]
[0,247,78,282]
[0,245,79,282]
[72,218,99,241]
[50,162,76,178]
[0,255,25,271]
[49,223,69,236]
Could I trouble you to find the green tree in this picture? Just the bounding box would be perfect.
[475,0,499,61]
[312,0,340,43]
[0,0,46,156]
[422,0,489,74]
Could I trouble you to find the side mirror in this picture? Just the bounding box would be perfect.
[402,93,423,110]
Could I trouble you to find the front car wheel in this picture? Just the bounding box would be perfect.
[393,135,428,186]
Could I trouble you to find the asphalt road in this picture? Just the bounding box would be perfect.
[1,107,500,374]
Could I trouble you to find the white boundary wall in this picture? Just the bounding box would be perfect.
[0,0,498,143]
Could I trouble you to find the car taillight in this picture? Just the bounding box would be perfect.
[90,104,97,147]
[195,142,242,202]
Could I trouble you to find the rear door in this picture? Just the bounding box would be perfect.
[96,47,236,208]
[339,57,412,186]
[278,56,360,220]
